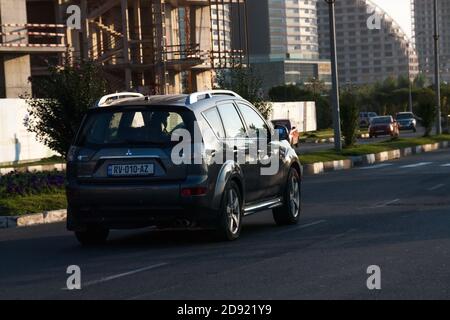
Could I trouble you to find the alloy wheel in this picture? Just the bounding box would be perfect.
[289,175,300,218]
[226,188,241,235]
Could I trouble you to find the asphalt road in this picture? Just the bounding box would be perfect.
[1,149,450,300]
[298,126,425,154]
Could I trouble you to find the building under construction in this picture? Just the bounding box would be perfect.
[0,0,248,98]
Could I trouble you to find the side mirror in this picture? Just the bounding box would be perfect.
[274,125,289,142]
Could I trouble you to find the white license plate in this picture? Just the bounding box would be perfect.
[108,164,154,177]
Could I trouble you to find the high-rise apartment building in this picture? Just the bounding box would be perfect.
[317,0,418,85]
[245,0,332,92]
[412,0,450,83]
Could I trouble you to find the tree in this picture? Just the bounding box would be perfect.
[215,67,272,119]
[340,89,360,147]
[303,77,327,97]
[268,84,313,102]
[396,75,410,89]
[391,88,410,112]
[413,73,428,89]
[440,83,450,133]
[25,59,108,156]
[415,88,437,137]
[315,95,333,130]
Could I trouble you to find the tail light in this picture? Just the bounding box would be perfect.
[181,187,208,197]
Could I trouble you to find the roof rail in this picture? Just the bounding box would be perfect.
[95,92,144,107]
[186,90,242,105]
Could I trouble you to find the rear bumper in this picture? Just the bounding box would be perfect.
[66,177,217,231]
[398,124,415,130]
[369,128,392,135]
[66,205,217,231]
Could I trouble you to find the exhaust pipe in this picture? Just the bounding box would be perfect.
[174,219,191,228]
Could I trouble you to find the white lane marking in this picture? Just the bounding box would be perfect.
[298,220,327,229]
[372,199,400,208]
[428,184,445,191]
[359,164,393,170]
[441,163,450,167]
[274,220,326,235]
[63,263,168,290]
[400,162,432,169]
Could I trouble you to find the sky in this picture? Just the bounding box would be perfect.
[370,0,412,38]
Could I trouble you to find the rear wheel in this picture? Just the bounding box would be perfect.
[75,226,109,246]
[215,181,243,241]
[273,168,301,226]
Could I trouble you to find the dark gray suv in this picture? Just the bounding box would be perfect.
[66,90,302,245]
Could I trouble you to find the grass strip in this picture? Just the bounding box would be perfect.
[300,134,450,164]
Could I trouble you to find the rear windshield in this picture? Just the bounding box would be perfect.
[372,117,392,124]
[75,107,194,147]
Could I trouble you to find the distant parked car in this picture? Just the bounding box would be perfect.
[271,119,292,132]
[395,112,417,132]
[271,119,299,146]
[369,116,400,138]
[441,113,450,126]
[359,112,378,127]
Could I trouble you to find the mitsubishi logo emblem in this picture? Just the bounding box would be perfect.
[126,149,133,156]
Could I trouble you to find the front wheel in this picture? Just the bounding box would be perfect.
[215,181,243,241]
[273,168,301,226]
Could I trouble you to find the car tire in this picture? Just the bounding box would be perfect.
[75,227,109,246]
[215,181,243,241]
[273,167,301,226]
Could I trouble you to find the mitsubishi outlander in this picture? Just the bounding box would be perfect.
[66,90,302,245]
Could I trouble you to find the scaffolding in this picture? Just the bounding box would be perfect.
[67,0,248,94]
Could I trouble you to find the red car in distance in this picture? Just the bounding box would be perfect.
[369,116,400,138]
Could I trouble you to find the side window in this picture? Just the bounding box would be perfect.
[166,112,185,133]
[131,112,145,128]
[217,103,247,138]
[237,103,269,139]
[203,107,225,138]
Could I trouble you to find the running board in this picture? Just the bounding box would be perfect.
[244,198,283,216]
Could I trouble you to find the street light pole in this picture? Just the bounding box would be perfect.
[434,0,442,134]
[325,0,342,152]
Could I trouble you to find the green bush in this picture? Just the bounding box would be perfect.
[416,88,437,137]
[316,96,333,130]
[340,90,360,147]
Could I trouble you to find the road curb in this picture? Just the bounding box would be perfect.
[0,209,67,229]
[304,141,450,176]
[0,163,66,175]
